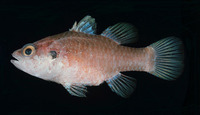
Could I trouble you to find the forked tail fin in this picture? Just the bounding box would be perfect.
[149,37,184,80]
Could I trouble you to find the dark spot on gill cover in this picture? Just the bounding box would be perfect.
[50,51,57,59]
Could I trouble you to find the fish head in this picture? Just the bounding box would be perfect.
[11,40,65,81]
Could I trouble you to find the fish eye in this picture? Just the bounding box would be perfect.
[22,44,35,56]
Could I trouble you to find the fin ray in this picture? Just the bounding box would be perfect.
[101,23,138,44]
[150,37,184,80]
[106,73,136,98]
[64,83,87,97]
[70,15,96,35]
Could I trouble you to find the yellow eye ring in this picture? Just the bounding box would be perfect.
[22,44,36,56]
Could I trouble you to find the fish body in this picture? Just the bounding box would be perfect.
[11,16,184,97]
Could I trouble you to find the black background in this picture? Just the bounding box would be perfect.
[0,0,199,115]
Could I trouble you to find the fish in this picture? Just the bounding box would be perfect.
[11,16,184,98]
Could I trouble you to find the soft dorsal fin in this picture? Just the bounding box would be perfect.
[101,23,138,44]
[106,73,136,98]
[69,15,96,35]
[64,83,87,97]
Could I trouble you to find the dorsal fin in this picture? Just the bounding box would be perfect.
[69,15,96,35]
[101,23,138,44]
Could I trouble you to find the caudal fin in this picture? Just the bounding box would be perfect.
[150,37,184,80]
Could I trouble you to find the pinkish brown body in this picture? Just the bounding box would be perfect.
[11,16,184,97]
[35,31,154,85]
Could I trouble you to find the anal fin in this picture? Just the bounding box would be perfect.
[106,73,136,98]
[64,83,87,97]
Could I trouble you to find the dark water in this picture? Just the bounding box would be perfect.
[0,0,199,115]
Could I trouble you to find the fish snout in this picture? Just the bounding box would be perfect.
[11,50,22,63]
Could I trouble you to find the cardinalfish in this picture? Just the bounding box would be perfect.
[11,16,184,98]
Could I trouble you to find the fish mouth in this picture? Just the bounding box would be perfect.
[10,53,20,64]
[10,52,24,71]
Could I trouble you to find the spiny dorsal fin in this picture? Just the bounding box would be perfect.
[106,73,137,98]
[64,83,87,97]
[69,15,96,35]
[101,23,138,44]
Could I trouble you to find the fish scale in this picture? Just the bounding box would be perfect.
[53,32,153,84]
